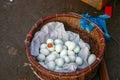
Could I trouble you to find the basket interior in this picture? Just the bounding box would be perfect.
[34,16,100,56]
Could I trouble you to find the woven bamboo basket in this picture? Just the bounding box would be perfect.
[25,13,105,80]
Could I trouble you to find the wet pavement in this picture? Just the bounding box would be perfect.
[0,0,120,80]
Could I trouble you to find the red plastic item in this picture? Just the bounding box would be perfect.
[104,6,112,17]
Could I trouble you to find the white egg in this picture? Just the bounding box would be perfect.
[40,43,47,49]
[88,54,96,65]
[38,62,47,68]
[68,42,76,50]
[65,41,71,46]
[40,49,49,56]
[47,61,55,70]
[55,58,64,67]
[69,55,76,62]
[74,46,80,53]
[38,62,44,65]
[37,54,46,61]
[66,41,76,50]
[63,56,70,63]
[75,57,83,65]
[60,49,67,57]
[51,51,60,58]
[54,39,63,45]
[46,54,56,61]
[67,50,75,56]
[55,44,63,52]
[55,66,62,71]
[46,39,53,44]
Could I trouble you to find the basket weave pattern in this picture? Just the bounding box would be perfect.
[25,13,105,80]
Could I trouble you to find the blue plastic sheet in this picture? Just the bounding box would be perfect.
[80,14,110,40]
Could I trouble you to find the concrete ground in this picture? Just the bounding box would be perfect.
[0,0,120,80]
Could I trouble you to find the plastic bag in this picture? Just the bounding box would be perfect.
[80,14,110,40]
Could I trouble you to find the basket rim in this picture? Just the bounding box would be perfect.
[25,13,105,77]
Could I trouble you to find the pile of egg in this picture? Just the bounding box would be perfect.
[37,39,96,72]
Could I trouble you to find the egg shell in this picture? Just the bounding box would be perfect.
[55,66,62,71]
[54,39,63,45]
[63,56,70,63]
[74,46,80,53]
[37,54,46,61]
[88,54,96,65]
[40,43,47,49]
[65,41,71,46]
[69,55,76,62]
[47,39,53,44]
[47,61,55,70]
[46,54,56,61]
[40,48,49,56]
[67,50,75,56]
[60,49,68,57]
[38,62,47,68]
[67,41,76,50]
[38,62,45,65]
[55,58,64,67]
[55,44,63,52]
[75,57,83,65]
[51,51,60,58]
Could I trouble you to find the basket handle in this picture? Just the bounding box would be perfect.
[69,12,92,22]
[69,12,82,18]
[69,12,99,26]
